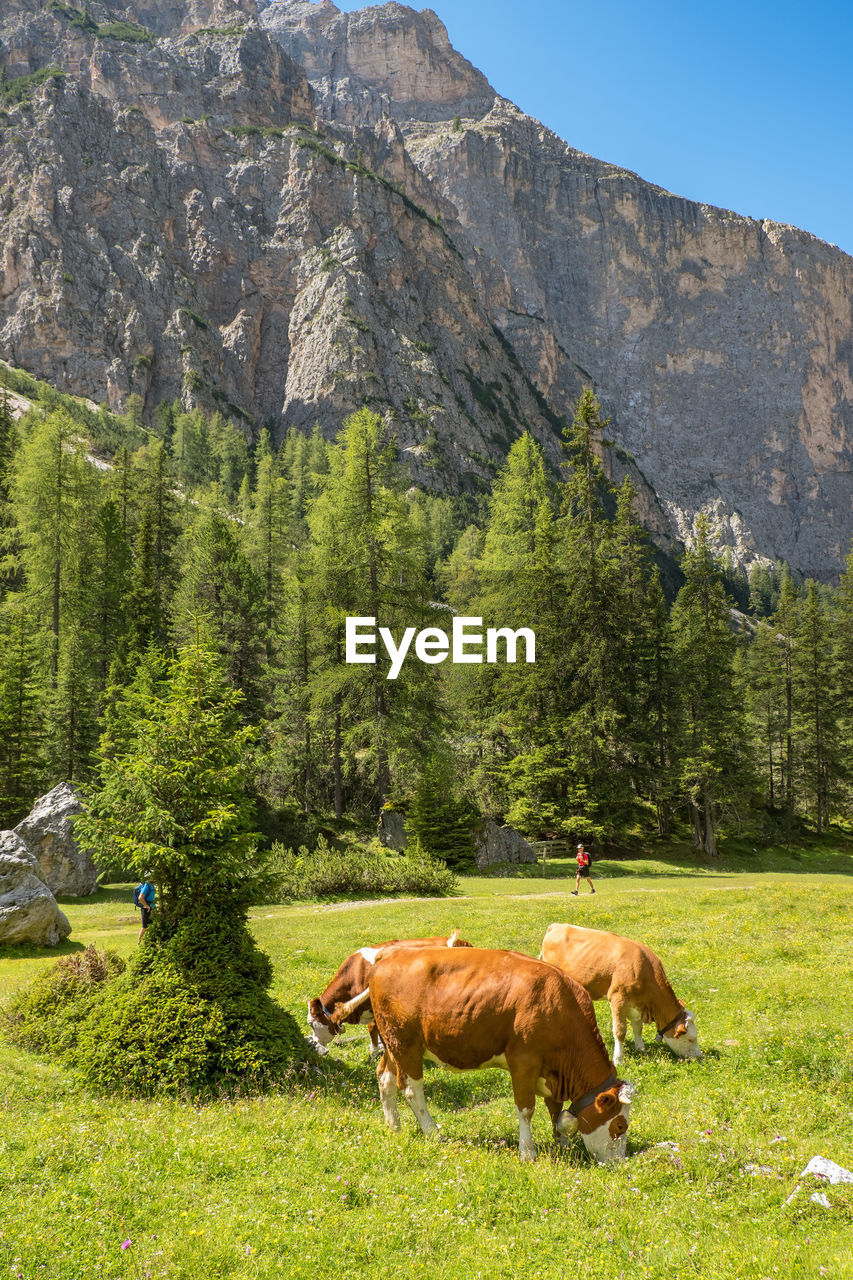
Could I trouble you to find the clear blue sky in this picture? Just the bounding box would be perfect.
[332,0,853,257]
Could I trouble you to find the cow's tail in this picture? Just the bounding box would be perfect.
[332,985,371,1025]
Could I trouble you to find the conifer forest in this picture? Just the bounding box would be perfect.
[2,371,852,863]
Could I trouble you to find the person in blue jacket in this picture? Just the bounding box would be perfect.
[135,874,156,942]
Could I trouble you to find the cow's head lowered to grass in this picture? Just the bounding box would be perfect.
[556,1080,636,1163]
[307,999,339,1052]
[658,1008,702,1060]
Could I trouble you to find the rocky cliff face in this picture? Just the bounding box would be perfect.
[403,104,853,579]
[0,0,560,490]
[2,0,852,576]
[260,1,494,126]
[261,0,853,579]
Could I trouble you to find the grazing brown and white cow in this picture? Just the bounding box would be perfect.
[540,923,702,1065]
[307,931,471,1057]
[335,947,635,1163]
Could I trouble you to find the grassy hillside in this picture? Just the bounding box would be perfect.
[2,862,852,1279]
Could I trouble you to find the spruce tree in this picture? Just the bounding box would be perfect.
[772,571,800,833]
[9,410,95,685]
[0,594,44,823]
[739,619,788,812]
[793,580,842,833]
[643,568,679,834]
[670,515,746,854]
[473,432,571,832]
[557,389,626,826]
[0,385,18,596]
[243,444,289,659]
[835,543,853,786]
[173,505,268,719]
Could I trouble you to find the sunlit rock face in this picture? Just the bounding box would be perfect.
[262,0,853,579]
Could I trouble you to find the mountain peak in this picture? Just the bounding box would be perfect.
[260,0,495,123]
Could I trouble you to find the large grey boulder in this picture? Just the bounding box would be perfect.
[377,809,408,851]
[0,830,71,947]
[14,782,97,897]
[473,819,538,870]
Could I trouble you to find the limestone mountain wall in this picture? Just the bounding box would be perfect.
[262,0,853,579]
[2,0,852,575]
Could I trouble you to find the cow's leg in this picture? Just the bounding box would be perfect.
[376,1052,401,1131]
[368,1021,384,1060]
[610,1000,628,1066]
[630,1011,646,1053]
[515,1104,536,1161]
[544,1096,573,1149]
[402,1076,439,1138]
[508,1063,539,1161]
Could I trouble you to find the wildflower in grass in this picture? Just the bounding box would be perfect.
[121,1239,132,1250]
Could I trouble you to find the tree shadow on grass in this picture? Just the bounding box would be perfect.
[0,938,86,960]
[56,885,134,908]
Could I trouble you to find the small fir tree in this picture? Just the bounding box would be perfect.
[72,632,304,1096]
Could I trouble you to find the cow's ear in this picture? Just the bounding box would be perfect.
[594,1088,619,1116]
[671,1023,687,1038]
[309,998,324,1021]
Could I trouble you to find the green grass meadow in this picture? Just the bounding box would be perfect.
[2,857,853,1279]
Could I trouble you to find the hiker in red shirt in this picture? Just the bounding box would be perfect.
[571,843,595,896]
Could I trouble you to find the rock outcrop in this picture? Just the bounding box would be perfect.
[260,1,495,126]
[377,808,407,851]
[0,829,72,947]
[472,818,538,870]
[2,0,853,576]
[14,782,97,897]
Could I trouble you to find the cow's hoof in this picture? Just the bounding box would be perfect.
[519,1146,537,1163]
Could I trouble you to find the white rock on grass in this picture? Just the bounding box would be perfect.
[0,830,71,947]
[14,781,97,896]
[784,1156,853,1206]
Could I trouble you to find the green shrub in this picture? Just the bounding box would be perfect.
[0,66,66,106]
[181,307,209,330]
[4,934,306,1099]
[273,835,456,900]
[3,944,125,1057]
[75,961,303,1098]
[96,20,155,45]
